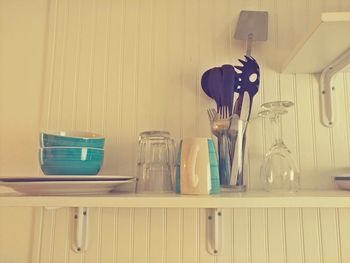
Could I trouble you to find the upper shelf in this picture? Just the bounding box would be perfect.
[1,190,350,208]
[281,12,350,73]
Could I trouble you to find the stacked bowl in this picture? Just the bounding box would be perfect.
[39,131,105,175]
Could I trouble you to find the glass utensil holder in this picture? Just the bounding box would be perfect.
[215,117,248,192]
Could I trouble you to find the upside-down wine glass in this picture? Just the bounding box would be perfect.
[259,101,300,192]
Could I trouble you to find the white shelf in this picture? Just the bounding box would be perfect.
[1,190,350,208]
[281,12,350,73]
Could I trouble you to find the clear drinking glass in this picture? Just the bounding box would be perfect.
[259,101,300,192]
[137,131,175,192]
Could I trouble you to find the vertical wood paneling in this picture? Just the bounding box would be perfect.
[132,208,149,263]
[34,207,350,263]
[135,0,153,134]
[49,0,69,131]
[99,208,117,263]
[165,208,182,263]
[182,0,200,138]
[51,208,69,263]
[89,0,111,135]
[197,0,216,137]
[279,74,300,175]
[250,208,268,263]
[39,209,56,262]
[266,208,286,263]
[182,209,199,263]
[295,74,318,183]
[58,0,80,130]
[116,208,133,262]
[84,208,103,263]
[21,0,350,262]
[103,0,125,175]
[74,0,97,131]
[118,0,139,174]
[319,208,341,263]
[149,208,166,263]
[40,0,57,130]
[233,208,250,263]
[151,0,168,131]
[338,208,350,263]
[302,208,322,263]
[284,208,304,263]
[68,0,82,131]
[31,208,44,263]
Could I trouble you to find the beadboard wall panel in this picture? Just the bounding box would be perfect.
[1,0,350,262]
[39,0,350,189]
[33,207,350,263]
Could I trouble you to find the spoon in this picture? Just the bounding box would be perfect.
[221,64,236,115]
[201,69,213,98]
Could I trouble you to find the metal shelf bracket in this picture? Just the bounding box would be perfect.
[320,47,350,127]
[72,207,89,253]
[206,208,222,255]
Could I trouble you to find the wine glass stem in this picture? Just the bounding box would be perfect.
[270,114,283,146]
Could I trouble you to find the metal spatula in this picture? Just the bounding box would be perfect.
[234,10,268,56]
[233,10,267,119]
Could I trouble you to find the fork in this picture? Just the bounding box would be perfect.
[207,106,232,185]
[207,107,231,135]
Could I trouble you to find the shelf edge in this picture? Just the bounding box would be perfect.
[1,192,350,208]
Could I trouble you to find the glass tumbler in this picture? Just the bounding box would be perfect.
[137,131,175,192]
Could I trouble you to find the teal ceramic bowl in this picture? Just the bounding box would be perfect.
[40,131,105,149]
[39,147,104,175]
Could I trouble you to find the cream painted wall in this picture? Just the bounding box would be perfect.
[0,0,48,262]
[1,0,350,262]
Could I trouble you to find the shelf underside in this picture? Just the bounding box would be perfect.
[282,12,350,73]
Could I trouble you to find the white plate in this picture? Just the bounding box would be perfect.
[334,178,350,190]
[0,179,136,196]
[0,175,134,182]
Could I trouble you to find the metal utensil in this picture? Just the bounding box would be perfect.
[229,117,246,187]
[207,107,232,185]
[207,107,231,137]
[207,108,216,123]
